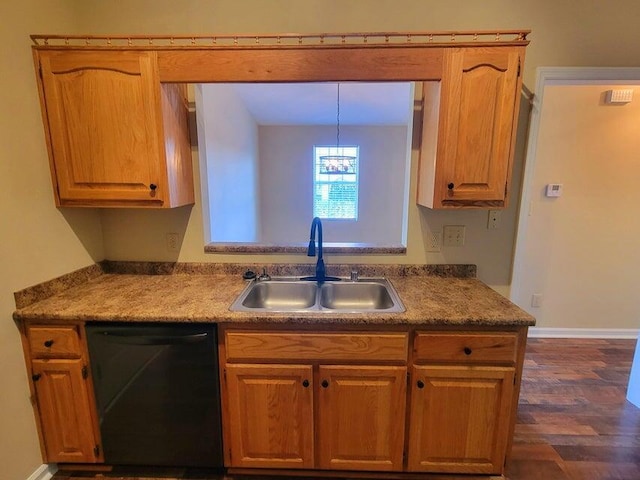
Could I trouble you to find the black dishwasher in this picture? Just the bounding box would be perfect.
[86,323,223,468]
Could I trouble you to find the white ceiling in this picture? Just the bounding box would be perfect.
[226,82,414,126]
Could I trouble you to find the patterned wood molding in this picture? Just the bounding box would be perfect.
[30,30,530,49]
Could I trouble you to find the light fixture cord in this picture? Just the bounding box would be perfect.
[336,83,341,150]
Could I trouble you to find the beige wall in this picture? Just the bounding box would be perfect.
[86,0,640,297]
[0,1,104,479]
[512,84,640,329]
[198,84,260,243]
[258,125,408,244]
[5,2,640,477]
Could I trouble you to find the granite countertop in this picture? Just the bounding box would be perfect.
[13,263,535,327]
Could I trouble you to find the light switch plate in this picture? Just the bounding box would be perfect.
[546,184,563,197]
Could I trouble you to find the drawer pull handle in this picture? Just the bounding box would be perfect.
[447,182,455,190]
[321,380,329,388]
[464,347,472,355]
[302,379,310,388]
[32,373,41,382]
[417,380,425,389]
[44,340,55,348]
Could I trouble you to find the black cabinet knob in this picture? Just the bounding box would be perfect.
[44,340,54,348]
[417,380,425,389]
[149,183,157,191]
[32,373,41,382]
[321,380,329,388]
[447,182,455,190]
[302,379,310,388]
[464,347,473,355]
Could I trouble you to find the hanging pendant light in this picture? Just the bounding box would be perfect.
[319,83,356,174]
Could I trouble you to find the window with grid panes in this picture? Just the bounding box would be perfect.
[313,146,359,220]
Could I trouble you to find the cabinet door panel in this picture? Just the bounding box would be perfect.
[32,359,98,463]
[318,365,406,471]
[436,47,521,207]
[226,364,314,469]
[39,51,165,204]
[408,365,514,474]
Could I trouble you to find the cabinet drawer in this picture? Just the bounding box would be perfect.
[413,332,518,364]
[28,326,82,358]
[225,331,408,363]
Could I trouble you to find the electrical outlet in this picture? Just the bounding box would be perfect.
[166,233,179,252]
[426,230,441,252]
[487,210,501,229]
[531,294,543,308]
[443,225,465,247]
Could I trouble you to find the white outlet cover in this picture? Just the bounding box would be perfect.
[426,230,441,252]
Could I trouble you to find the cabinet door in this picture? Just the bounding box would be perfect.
[31,359,99,463]
[408,365,514,474]
[318,365,406,471]
[225,364,314,469]
[435,47,522,207]
[38,50,166,205]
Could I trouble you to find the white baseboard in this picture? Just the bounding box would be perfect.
[528,327,639,339]
[26,464,57,480]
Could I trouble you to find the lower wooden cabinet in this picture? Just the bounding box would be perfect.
[31,359,100,463]
[22,323,102,464]
[221,328,411,472]
[224,363,406,471]
[221,326,526,477]
[407,365,515,474]
[317,365,406,471]
[225,364,314,469]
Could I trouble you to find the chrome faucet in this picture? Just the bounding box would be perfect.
[302,217,340,283]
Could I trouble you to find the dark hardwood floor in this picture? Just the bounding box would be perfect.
[53,338,640,480]
[505,338,640,480]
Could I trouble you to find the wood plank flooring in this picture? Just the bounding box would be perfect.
[52,338,640,480]
[505,338,640,480]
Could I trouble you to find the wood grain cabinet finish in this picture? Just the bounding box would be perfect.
[407,365,515,474]
[28,326,82,358]
[225,364,314,469]
[413,332,518,364]
[317,365,406,471]
[24,324,101,464]
[221,329,409,472]
[221,326,526,476]
[30,359,100,463]
[35,50,194,208]
[418,46,525,209]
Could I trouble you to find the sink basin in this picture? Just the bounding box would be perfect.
[240,281,317,310]
[230,277,405,313]
[319,282,395,310]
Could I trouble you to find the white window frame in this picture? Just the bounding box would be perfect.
[313,145,359,220]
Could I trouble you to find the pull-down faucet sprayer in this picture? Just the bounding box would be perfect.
[302,217,340,283]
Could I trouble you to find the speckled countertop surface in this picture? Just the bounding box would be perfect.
[13,263,535,326]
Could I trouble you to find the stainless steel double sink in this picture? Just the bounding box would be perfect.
[230,277,405,313]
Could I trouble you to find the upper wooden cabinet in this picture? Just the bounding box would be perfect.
[32,32,528,209]
[35,50,194,208]
[417,47,525,209]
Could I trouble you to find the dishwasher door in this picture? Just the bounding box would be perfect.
[86,323,223,468]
